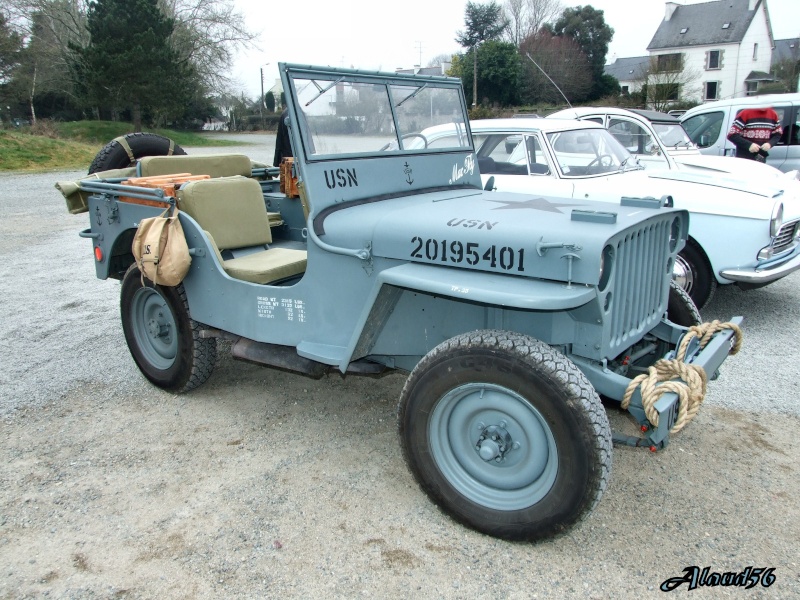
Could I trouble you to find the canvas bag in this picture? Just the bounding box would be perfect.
[132,206,191,286]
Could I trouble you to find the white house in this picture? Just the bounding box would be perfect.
[646,0,775,102]
[604,56,651,95]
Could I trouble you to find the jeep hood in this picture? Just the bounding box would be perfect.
[318,188,686,286]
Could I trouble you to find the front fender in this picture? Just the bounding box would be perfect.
[341,262,596,371]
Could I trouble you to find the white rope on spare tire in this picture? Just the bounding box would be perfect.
[622,320,743,434]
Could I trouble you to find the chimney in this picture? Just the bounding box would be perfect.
[665,2,679,21]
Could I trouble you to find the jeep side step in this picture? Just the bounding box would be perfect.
[200,329,386,377]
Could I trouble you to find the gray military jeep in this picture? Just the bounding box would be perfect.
[60,63,741,541]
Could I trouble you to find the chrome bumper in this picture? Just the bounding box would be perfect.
[720,252,800,285]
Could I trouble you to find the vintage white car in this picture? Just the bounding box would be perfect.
[547,105,800,181]
[412,118,800,308]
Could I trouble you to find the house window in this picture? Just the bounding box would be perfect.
[746,81,759,95]
[753,43,758,60]
[707,50,721,70]
[621,85,629,94]
[653,83,680,101]
[705,81,719,100]
[655,53,682,73]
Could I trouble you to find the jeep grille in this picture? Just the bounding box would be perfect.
[608,217,674,354]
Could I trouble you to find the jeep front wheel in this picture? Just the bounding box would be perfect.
[398,330,612,541]
[120,265,216,392]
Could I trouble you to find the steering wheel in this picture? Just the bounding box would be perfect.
[587,154,613,169]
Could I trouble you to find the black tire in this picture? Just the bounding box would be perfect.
[88,132,187,174]
[398,330,612,541]
[673,240,716,309]
[666,279,702,327]
[120,265,216,392]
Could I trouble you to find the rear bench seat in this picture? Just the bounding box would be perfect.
[140,153,284,227]
[177,176,306,284]
[138,154,253,178]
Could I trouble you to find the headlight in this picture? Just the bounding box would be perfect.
[598,245,614,292]
[770,201,784,238]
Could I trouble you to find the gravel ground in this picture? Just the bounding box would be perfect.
[1,146,799,599]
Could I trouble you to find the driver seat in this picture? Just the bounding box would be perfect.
[177,176,307,284]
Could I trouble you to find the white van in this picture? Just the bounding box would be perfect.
[680,93,800,173]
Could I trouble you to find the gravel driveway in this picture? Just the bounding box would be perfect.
[1,143,799,598]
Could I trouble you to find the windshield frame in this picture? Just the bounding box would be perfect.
[545,127,633,178]
[284,65,473,162]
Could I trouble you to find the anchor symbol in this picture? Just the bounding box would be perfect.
[404,161,414,185]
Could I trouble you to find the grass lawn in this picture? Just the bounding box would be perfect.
[0,121,243,172]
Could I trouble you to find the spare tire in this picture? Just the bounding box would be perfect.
[88,132,187,174]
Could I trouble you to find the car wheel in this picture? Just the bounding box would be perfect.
[673,240,716,309]
[120,265,216,392]
[666,279,702,327]
[88,132,187,174]
[398,329,612,541]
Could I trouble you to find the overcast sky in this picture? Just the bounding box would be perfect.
[231,0,799,97]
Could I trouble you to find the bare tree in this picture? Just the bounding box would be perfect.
[503,0,562,46]
[160,0,257,93]
[635,55,701,111]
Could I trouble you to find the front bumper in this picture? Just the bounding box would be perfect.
[572,315,743,448]
[720,251,800,285]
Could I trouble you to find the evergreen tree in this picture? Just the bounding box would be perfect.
[456,1,508,106]
[0,13,22,85]
[544,5,614,100]
[74,0,191,130]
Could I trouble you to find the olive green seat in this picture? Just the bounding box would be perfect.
[138,154,253,179]
[177,176,306,284]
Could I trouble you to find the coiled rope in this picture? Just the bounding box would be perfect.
[622,320,743,434]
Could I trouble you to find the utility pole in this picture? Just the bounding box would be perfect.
[260,67,265,130]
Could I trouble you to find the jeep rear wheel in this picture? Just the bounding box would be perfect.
[398,330,612,541]
[120,265,216,392]
[88,132,187,174]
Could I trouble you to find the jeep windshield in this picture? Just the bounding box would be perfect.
[545,128,631,177]
[287,67,471,160]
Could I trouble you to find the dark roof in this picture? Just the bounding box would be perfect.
[603,56,650,81]
[772,38,800,65]
[744,70,774,82]
[628,108,680,124]
[647,0,764,51]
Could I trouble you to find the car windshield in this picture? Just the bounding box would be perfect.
[651,122,694,148]
[545,128,631,177]
[289,73,471,158]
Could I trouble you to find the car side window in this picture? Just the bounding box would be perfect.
[683,111,724,148]
[772,107,788,145]
[474,134,530,175]
[608,118,654,154]
[524,135,551,175]
[791,108,800,146]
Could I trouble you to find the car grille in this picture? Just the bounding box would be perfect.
[608,216,674,355]
[774,220,799,254]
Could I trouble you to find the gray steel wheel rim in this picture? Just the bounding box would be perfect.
[130,287,177,370]
[428,382,558,511]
